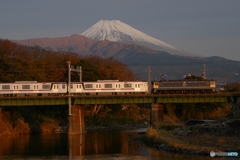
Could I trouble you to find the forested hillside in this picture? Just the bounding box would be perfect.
[0,39,136,83]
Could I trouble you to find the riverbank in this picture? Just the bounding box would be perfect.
[144,119,240,155]
[0,104,150,136]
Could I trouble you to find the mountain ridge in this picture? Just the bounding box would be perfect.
[81,20,198,57]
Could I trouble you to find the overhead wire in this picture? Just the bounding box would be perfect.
[0,64,239,73]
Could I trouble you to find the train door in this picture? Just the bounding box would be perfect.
[33,84,39,91]
[77,84,83,93]
[96,84,101,92]
[135,83,140,91]
[13,85,19,93]
[53,84,58,92]
[76,84,79,92]
[116,83,120,91]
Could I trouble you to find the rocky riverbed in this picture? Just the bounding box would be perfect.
[144,119,240,156]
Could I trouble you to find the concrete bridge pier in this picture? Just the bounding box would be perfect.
[68,105,85,134]
[150,104,164,128]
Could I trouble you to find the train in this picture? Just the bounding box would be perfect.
[0,80,148,97]
[152,79,216,94]
[0,79,216,97]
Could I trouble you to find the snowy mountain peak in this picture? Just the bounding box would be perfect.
[81,20,198,57]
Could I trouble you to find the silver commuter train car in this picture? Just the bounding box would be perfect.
[0,81,67,97]
[71,80,148,95]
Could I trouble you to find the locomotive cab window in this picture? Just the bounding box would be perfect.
[62,84,65,89]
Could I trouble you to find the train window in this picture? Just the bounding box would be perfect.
[116,84,118,88]
[54,85,56,89]
[85,84,93,88]
[34,85,35,89]
[2,85,10,90]
[22,85,30,89]
[119,84,120,88]
[96,84,98,88]
[135,84,137,88]
[14,86,15,89]
[138,84,140,88]
[105,84,112,88]
[124,84,132,88]
[71,84,73,89]
[99,84,101,88]
[43,84,50,89]
[77,85,78,89]
[62,84,65,89]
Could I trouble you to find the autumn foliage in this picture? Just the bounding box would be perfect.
[0,39,136,83]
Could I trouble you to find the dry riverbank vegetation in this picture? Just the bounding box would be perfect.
[0,104,150,135]
[0,106,65,135]
[145,119,240,155]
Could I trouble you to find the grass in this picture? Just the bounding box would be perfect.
[144,122,240,153]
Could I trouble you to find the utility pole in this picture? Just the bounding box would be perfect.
[80,66,82,82]
[67,62,82,115]
[71,66,82,82]
[67,61,71,115]
[148,65,151,94]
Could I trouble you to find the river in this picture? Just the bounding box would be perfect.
[0,128,236,160]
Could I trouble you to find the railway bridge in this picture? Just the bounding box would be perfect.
[0,92,240,134]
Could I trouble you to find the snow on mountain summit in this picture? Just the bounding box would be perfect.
[81,20,198,57]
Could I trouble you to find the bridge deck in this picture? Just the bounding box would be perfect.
[0,93,239,106]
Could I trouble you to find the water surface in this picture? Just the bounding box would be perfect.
[0,128,235,160]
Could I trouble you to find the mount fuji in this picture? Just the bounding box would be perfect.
[81,20,197,57]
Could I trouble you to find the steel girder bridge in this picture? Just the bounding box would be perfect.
[0,93,239,107]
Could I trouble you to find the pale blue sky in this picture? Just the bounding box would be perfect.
[1,0,240,61]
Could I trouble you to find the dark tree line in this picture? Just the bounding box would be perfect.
[0,39,136,82]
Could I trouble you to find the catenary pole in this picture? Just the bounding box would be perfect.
[67,61,71,115]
